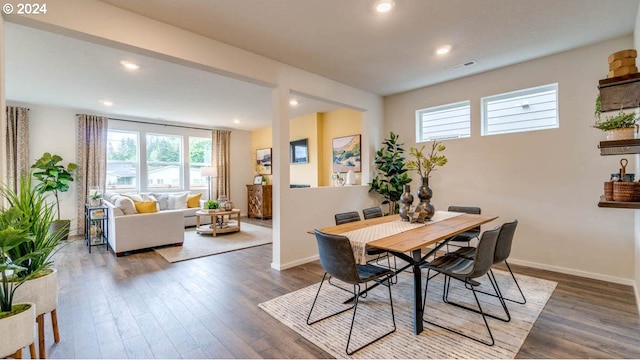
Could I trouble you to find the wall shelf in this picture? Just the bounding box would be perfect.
[598,196,640,209]
[598,73,640,111]
[598,139,640,155]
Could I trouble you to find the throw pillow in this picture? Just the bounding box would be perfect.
[122,193,143,202]
[133,200,159,213]
[141,193,160,211]
[187,193,202,208]
[113,195,137,215]
[168,192,188,210]
[152,193,170,210]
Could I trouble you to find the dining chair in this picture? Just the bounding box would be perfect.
[362,206,384,219]
[360,207,398,282]
[451,219,526,305]
[334,211,361,225]
[445,205,481,251]
[422,227,501,346]
[307,230,396,355]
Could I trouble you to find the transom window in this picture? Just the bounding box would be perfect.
[481,83,558,136]
[415,100,471,142]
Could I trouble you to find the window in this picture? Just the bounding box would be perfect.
[481,83,558,136]
[146,133,182,190]
[106,130,139,191]
[189,136,212,188]
[415,100,471,142]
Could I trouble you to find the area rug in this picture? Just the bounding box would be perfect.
[259,269,556,359]
[154,222,272,262]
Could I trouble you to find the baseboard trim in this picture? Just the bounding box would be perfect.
[509,258,635,286]
[634,282,640,315]
[271,254,319,271]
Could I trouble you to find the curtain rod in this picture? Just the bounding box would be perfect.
[77,114,213,131]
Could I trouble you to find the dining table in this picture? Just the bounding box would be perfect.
[316,211,498,335]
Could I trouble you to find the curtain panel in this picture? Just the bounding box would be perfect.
[212,130,231,200]
[76,114,108,234]
[5,106,30,191]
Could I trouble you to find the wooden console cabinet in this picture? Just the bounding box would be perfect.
[247,184,272,219]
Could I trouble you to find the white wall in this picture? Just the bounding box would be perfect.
[1,0,384,268]
[385,36,636,284]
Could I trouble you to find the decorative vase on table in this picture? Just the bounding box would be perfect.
[399,184,414,221]
[416,177,435,220]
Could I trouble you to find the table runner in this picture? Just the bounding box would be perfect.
[340,211,464,264]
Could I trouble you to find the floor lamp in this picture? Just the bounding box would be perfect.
[200,166,215,200]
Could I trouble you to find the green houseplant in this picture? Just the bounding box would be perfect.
[593,96,639,140]
[0,207,37,358]
[369,132,412,215]
[406,141,448,219]
[204,200,219,210]
[31,153,77,239]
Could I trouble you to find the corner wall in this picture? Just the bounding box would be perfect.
[385,36,636,284]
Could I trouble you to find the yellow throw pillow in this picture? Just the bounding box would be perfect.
[187,193,202,208]
[133,200,158,213]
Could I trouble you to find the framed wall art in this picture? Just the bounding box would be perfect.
[256,148,272,175]
[332,134,361,173]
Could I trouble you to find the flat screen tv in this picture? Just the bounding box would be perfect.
[290,138,309,164]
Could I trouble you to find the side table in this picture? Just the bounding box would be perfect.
[84,204,108,253]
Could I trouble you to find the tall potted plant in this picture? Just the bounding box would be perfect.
[406,141,448,219]
[2,175,65,358]
[31,152,77,239]
[0,207,36,358]
[369,132,412,215]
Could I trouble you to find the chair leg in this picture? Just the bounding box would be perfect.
[504,261,527,304]
[52,309,60,343]
[346,280,396,355]
[29,343,36,359]
[37,313,46,358]
[423,277,495,346]
[306,273,354,325]
[12,348,22,359]
[442,272,510,322]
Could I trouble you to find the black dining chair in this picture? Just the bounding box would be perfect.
[445,205,481,251]
[307,230,396,355]
[422,227,502,346]
[450,219,526,305]
[361,206,398,281]
[335,211,361,225]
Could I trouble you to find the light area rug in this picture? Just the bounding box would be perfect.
[154,222,272,263]
[259,268,557,359]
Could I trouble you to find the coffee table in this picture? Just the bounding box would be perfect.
[195,209,241,236]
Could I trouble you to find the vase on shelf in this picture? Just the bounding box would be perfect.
[399,184,414,221]
[416,177,435,220]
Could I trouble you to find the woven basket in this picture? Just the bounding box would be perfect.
[604,182,614,201]
[634,183,640,201]
[613,182,635,202]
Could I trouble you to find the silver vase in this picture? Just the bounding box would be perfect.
[399,184,414,221]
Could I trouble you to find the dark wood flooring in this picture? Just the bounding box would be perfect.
[35,235,639,359]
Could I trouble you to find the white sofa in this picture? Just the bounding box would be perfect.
[105,200,185,256]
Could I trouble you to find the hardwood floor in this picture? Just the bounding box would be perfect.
[37,238,639,359]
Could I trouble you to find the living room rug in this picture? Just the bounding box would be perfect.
[259,269,556,359]
[154,222,272,263]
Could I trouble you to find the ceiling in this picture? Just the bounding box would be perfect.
[5,0,640,130]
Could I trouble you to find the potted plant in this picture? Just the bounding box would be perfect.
[204,200,220,211]
[1,175,65,358]
[31,152,78,239]
[0,207,36,358]
[406,141,448,219]
[593,96,639,140]
[89,192,103,207]
[369,132,412,215]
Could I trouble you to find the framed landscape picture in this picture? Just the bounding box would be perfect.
[332,134,361,173]
[256,148,272,175]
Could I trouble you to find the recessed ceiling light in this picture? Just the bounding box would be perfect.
[289,99,299,106]
[436,46,451,55]
[375,0,395,13]
[233,119,240,124]
[120,61,140,70]
[100,100,113,106]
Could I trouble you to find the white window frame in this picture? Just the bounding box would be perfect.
[481,83,559,136]
[415,100,471,142]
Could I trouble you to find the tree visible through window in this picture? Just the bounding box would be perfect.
[147,134,182,189]
[189,137,212,188]
[106,130,139,190]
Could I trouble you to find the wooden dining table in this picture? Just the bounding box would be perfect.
[316,211,498,335]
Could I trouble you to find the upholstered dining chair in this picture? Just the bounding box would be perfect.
[445,205,481,251]
[362,206,384,220]
[334,211,361,225]
[361,206,397,281]
[307,230,396,355]
[451,219,526,305]
[422,227,501,346]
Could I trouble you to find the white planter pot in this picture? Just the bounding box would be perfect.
[14,268,58,316]
[0,302,36,357]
